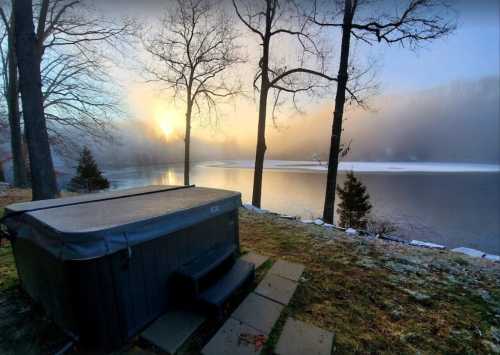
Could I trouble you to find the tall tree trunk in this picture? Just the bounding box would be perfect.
[322,0,354,223]
[14,0,59,200]
[252,82,269,207]
[0,161,5,182]
[251,10,272,208]
[184,102,192,186]
[7,21,29,187]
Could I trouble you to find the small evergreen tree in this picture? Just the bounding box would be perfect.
[336,171,372,229]
[68,147,109,192]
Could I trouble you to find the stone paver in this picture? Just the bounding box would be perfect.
[231,292,284,334]
[202,318,266,355]
[122,346,157,355]
[275,318,334,355]
[254,273,298,305]
[141,310,205,354]
[241,252,269,269]
[202,259,306,354]
[269,260,305,282]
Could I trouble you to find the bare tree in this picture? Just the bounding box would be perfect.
[0,7,28,187]
[233,0,337,208]
[143,0,241,185]
[14,0,58,199]
[312,0,455,223]
[0,0,129,170]
[35,0,130,152]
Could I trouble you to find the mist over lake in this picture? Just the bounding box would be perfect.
[88,161,500,255]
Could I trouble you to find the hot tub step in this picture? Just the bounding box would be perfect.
[197,259,255,317]
[175,244,237,297]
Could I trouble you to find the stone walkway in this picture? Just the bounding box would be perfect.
[141,310,205,354]
[140,254,332,355]
[202,257,305,355]
[275,318,334,355]
[241,252,269,269]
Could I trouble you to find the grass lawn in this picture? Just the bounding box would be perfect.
[0,189,499,354]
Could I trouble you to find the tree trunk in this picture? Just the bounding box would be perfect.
[322,0,354,223]
[252,82,269,207]
[184,102,192,186]
[14,0,59,200]
[7,21,29,188]
[251,9,272,208]
[0,161,5,182]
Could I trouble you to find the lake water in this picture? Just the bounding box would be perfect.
[100,161,500,255]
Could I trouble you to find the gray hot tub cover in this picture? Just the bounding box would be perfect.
[4,185,241,260]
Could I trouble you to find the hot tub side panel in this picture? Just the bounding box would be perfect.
[67,209,239,350]
[11,237,78,336]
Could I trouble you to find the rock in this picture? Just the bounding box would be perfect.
[279,214,296,220]
[410,240,446,249]
[451,247,486,258]
[390,309,402,321]
[314,219,324,225]
[323,223,334,228]
[301,219,314,224]
[345,228,358,236]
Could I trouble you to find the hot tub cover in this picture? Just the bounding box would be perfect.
[4,185,241,260]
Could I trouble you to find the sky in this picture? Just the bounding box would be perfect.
[370,0,500,93]
[96,0,500,165]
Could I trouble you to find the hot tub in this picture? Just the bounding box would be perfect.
[3,185,243,350]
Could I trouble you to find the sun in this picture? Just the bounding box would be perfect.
[159,117,173,137]
[154,109,174,138]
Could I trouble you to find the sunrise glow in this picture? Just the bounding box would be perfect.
[154,108,175,139]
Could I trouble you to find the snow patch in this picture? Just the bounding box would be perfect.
[202,160,500,173]
[301,219,314,224]
[243,203,268,214]
[410,240,446,249]
[451,247,486,258]
[484,254,500,262]
[345,228,358,236]
[314,219,324,225]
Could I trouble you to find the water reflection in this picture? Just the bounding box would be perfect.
[104,163,500,254]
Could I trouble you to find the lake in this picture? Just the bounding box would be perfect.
[101,161,500,255]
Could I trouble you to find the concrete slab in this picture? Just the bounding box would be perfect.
[141,310,205,354]
[232,292,284,335]
[275,318,334,355]
[254,274,298,305]
[122,346,158,355]
[269,260,305,282]
[202,318,266,355]
[241,252,269,269]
